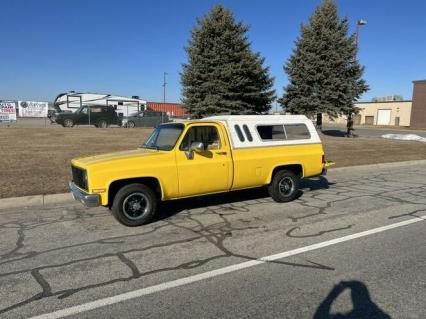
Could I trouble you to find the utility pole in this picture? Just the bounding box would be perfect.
[163,72,168,103]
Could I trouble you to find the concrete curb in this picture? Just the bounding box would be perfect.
[0,193,74,210]
[329,159,426,173]
[0,159,425,210]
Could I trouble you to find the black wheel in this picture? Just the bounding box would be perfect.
[98,119,108,128]
[268,170,300,202]
[111,183,157,226]
[63,119,74,128]
[127,121,135,128]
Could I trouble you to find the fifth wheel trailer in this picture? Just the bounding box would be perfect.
[53,92,147,117]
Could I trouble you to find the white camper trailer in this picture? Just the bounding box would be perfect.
[53,92,147,117]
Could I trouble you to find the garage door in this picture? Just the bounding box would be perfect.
[377,109,392,125]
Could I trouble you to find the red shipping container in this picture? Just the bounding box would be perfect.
[147,102,188,118]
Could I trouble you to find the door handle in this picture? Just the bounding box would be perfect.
[216,151,227,155]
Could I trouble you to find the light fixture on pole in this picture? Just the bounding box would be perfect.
[355,19,367,49]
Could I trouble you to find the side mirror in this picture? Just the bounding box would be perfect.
[185,142,204,160]
[190,141,204,152]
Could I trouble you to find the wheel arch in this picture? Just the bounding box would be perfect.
[107,176,163,207]
[268,164,304,184]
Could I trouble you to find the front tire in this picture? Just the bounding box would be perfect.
[63,119,74,128]
[268,170,300,202]
[127,121,135,128]
[112,183,157,226]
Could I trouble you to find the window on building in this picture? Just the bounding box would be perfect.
[234,125,245,142]
[256,125,286,141]
[284,124,311,140]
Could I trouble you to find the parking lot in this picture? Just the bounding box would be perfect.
[0,161,425,318]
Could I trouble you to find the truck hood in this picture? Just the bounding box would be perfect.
[72,148,165,167]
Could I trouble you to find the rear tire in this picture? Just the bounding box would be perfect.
[111,183,157,226]
[268,170,300,202]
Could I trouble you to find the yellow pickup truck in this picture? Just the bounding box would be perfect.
[70,115,333,226]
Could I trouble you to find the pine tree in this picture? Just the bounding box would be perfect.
[181,5,275,117]
[279,0,368,119]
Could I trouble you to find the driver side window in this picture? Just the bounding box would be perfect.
[180,126,221,151]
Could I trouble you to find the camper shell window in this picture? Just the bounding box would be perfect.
[256,125,286,141]
[242,124,253,142]
[284,124,311,140]
[234,125,245,142]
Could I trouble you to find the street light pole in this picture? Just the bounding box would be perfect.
[355,19,367,50]
[348,19,367,138]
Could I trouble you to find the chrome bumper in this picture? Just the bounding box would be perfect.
[69,182,100,207]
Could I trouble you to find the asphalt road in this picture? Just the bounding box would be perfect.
[0,162,425,318]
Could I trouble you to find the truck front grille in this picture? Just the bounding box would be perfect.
[72,166,87,191]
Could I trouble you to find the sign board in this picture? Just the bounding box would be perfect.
[0,101,17,122]
[18,101,48,118]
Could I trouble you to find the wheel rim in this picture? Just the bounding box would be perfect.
[64,119,73,127]
[100,121,107,128]
[278,177,295,197]
[128,121,135,128]
[122,193,150,220]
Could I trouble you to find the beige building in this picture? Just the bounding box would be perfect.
[323,100,412,127]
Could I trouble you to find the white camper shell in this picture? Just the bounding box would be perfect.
[53,92,147,117]
[204,115,320,149]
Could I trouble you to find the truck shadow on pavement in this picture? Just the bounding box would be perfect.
[314,280,391,319]
[157,177,334,222]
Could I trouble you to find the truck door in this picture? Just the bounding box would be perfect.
[176,123,232,197]
[78,106,89,125]
[89,106,102,124]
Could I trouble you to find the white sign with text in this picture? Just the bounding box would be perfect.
[0,101,17,122]
[18,101,49,118]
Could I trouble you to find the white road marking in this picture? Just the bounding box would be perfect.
[30,215,425,319]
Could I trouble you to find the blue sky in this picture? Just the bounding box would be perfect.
[1,0,425,105]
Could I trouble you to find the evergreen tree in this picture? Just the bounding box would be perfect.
[181,5,275,117]
[279,0,368,119]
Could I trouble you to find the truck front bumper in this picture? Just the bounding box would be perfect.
[69,182,100,207]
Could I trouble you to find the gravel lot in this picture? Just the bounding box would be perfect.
[1,127,426,198]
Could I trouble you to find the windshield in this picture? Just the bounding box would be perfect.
[141,123,184,151]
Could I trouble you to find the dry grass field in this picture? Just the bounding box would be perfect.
[1,127,426,198]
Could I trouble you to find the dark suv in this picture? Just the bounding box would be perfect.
[55,105,121,128]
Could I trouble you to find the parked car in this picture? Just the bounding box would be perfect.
[69,115,334,226]
[121,110,170,128]
[55,105,121,128]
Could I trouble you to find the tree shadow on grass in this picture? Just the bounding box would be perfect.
[321,130,359,138]
[321,130,347,137]
[314,280,391,319]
